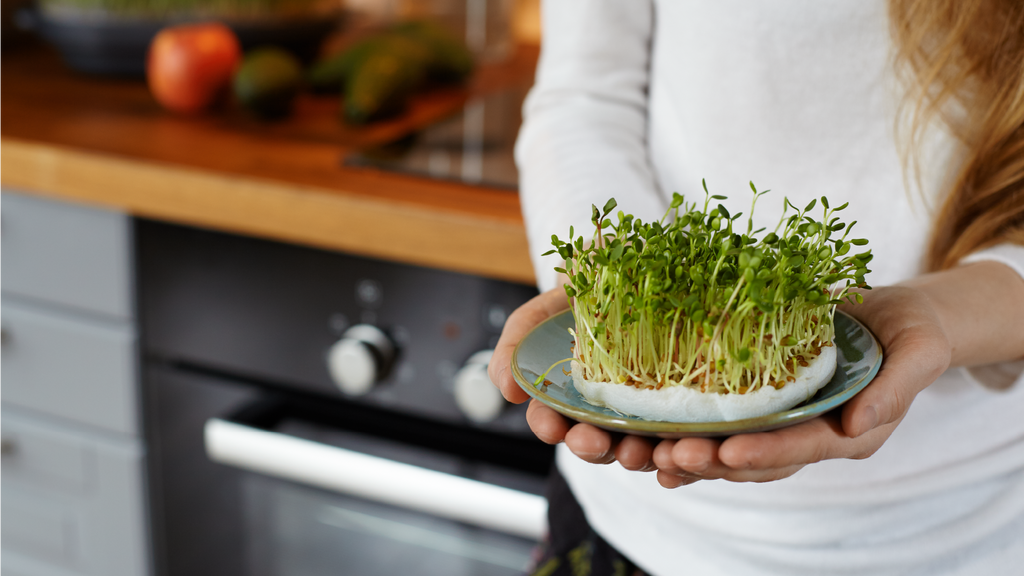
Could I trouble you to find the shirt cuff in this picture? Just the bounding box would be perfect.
[960,243,1024,280]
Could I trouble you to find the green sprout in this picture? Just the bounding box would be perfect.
[541,181,871,395]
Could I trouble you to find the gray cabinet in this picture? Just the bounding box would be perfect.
[1,192,132,320]
[2,409,149,576]
[2,301,138,436]
[1,190,150,576]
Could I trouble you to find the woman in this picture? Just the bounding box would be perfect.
[490,1,1024,574]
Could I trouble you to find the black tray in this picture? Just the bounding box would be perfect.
[22,8,342,76]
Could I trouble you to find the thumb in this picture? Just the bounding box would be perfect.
[489,288,571,404]
[842,322,950,437]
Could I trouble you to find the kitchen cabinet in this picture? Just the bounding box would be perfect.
[2,301,137,436]
[1,190,150,576]
[2,191,132,320]
[2,410,149,576]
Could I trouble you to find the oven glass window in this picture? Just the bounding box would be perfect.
[244,475,537,576]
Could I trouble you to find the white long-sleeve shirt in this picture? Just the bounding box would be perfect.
[514,1,1024,574]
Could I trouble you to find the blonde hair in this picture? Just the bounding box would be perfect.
[889,0,1024,270]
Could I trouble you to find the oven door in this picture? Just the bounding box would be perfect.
[145,364,552,576]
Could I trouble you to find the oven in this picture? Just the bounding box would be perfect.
[138,219,551,576]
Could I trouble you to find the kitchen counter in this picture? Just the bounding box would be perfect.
[1,41,538,285]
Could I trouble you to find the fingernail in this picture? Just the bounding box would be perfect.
[639,461,657,472]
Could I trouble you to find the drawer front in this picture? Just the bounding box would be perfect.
[1,191,132,320]
[2,300,137,436]
[1,409,150,576]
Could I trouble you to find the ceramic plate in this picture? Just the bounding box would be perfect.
[511,309,883,438]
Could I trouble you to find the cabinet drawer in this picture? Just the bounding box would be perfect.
[2,300,137,436]
[1,191,132,320]
[1,408,150,576]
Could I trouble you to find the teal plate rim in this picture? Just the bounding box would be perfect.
[511,309,884,438]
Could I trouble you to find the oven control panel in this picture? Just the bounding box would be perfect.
[138,220,540,436]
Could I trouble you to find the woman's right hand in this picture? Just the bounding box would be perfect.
[488,287,659,471]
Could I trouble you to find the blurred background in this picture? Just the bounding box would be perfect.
[1,1,553,575]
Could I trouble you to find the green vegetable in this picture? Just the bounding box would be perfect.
[307,20,474,123]
[543,181,871,395]
[343,38,431,124]
[234,47,303,119]
[308,36,390,94]
[390,20,474,82]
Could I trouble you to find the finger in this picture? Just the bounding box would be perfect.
[525,400,572,445]
[709,464,806,483]
[564,423,617,464]
[653,438,724,479]
[717,413,901,472]
[670,437,723,475]
[654,437,804,484]
[656,470,700,488]
[657,460,805,485]
[652,439,682,473]
[841,321,949,437]
[615,435,656,471]
[659,455,807,483]
[718,415,842,471]
[838,287,951,437]
[489,288,570,404]
[664,437,771,481]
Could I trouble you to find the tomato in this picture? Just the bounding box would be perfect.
[147,23,242,114]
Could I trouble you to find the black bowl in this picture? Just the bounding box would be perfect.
[23,8,342,76]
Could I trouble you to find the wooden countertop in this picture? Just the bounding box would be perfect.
[1,41,538,285]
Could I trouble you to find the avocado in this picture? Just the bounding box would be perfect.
[234,47,303,119]
[343,44,429,124]
[310,19,475,124]
[308,37,388,94]
[391,20,474,83]
[311,31,438,92]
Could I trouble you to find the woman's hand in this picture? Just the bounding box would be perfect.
[651,284,952,486]
[653,260,1024,486]
[488,288,575,439]
[488,286,691,471]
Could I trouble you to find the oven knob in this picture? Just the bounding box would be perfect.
[453,350,505,423]
[327,325,395,396]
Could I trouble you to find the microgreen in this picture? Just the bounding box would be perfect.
[542,181,871,395]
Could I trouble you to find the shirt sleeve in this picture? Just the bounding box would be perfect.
[514,0,666,292]
[959,243,1024,389]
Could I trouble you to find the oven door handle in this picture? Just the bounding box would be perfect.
[204,418,548,541]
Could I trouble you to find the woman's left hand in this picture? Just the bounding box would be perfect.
[650,287,946,485]
[650,260,1024,487]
